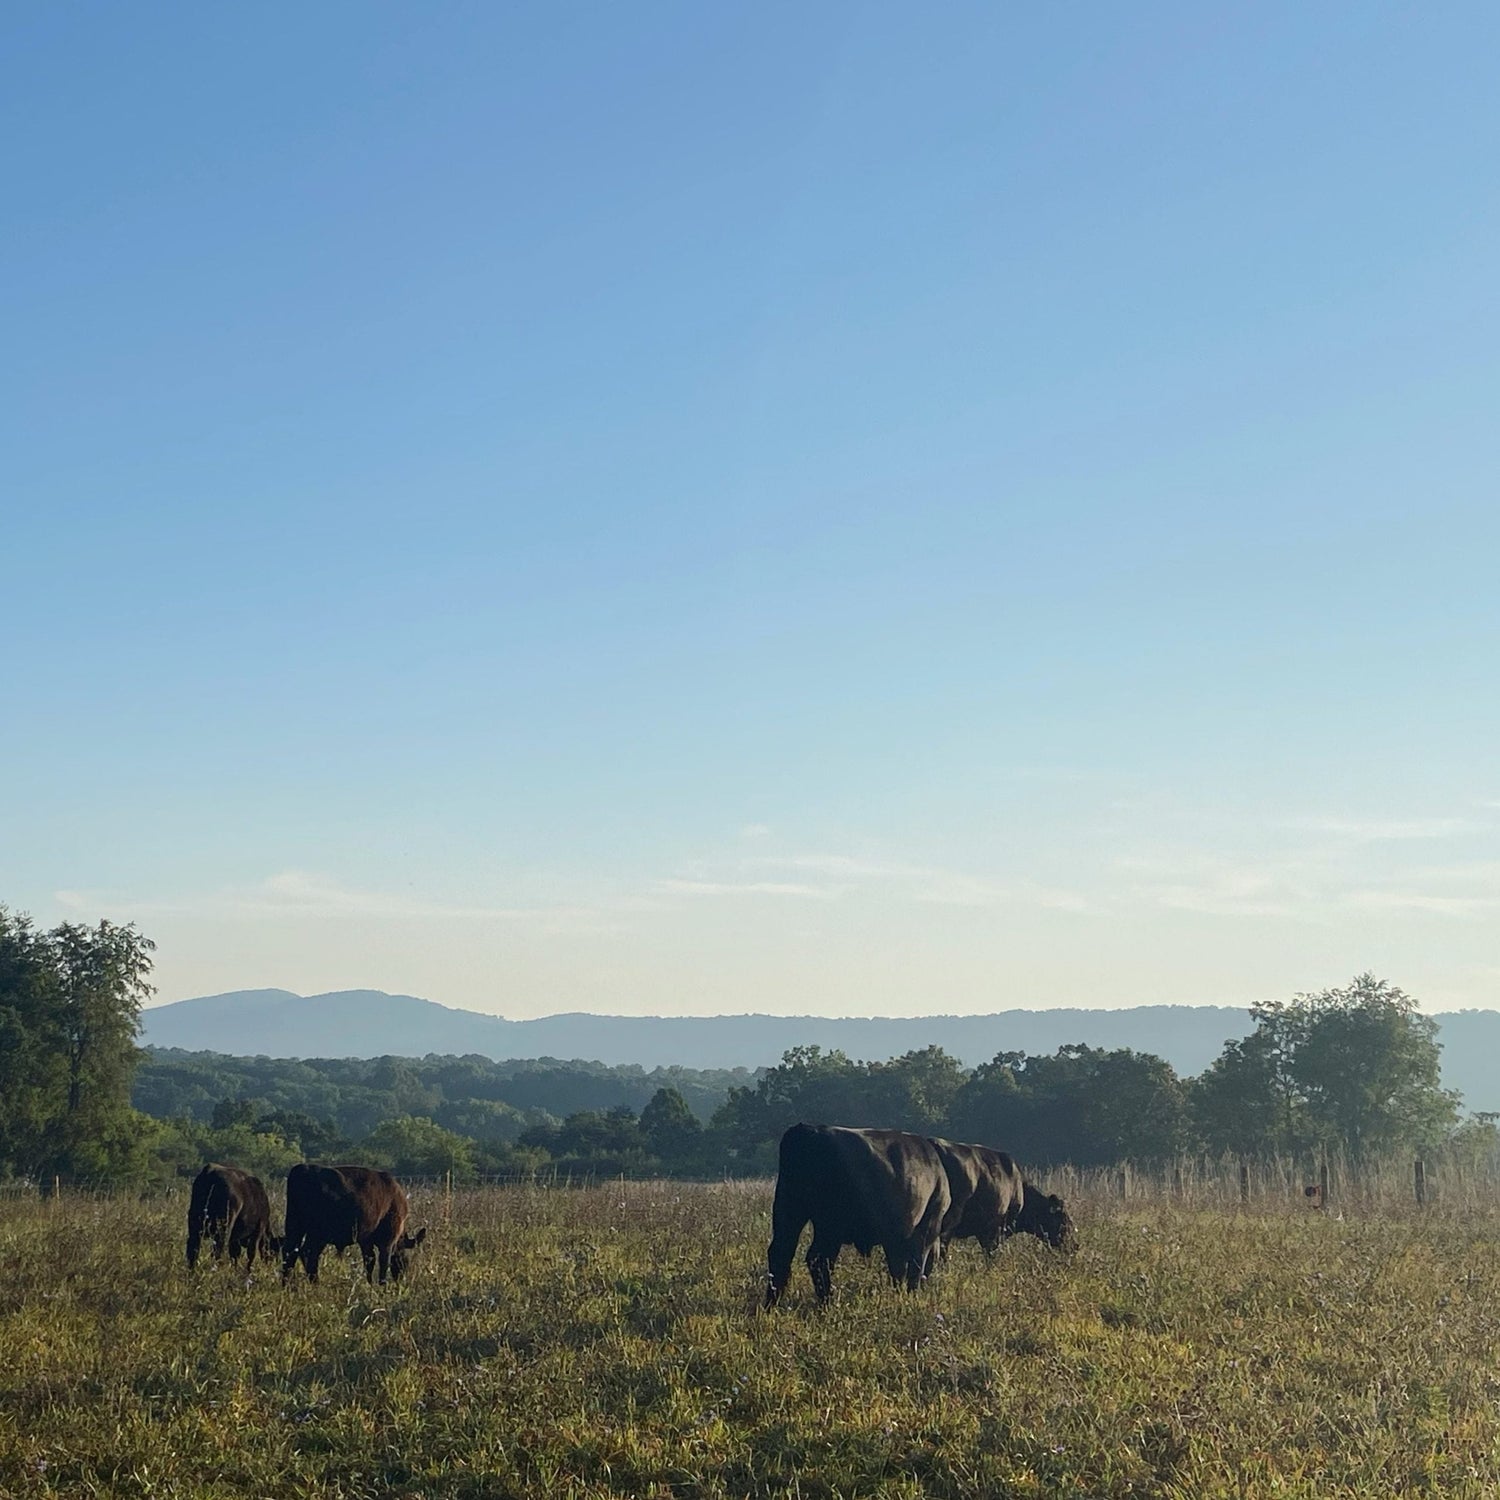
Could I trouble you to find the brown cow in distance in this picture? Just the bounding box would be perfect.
[933,1139,1075,1259]
[281,1164,427,1284]
[765,1123,951,1307]
[186,1163,279,1269]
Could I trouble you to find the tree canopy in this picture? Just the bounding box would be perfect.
[0,903,1481,1187]
[0,907,156,1180]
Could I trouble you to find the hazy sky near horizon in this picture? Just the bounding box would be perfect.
[5,4,1498,1017]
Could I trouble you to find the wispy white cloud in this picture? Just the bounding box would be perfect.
[1118,855,1315,920]
[1286,815,1476,841]
[770,854,911,880]
[54,872,616,932]
[651,878,834,900]
[1151,886,1307,920]
[652,849,1093,914]
[1343,891,1500,918]
[1118,828,1500,922]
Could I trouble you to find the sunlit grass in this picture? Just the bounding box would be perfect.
[2,1180,1499,1496]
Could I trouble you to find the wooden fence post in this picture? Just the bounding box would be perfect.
[1118,1163,1130,1201]
[1319,1156,1330,1212]
[1239,1160,1250,1207]
[1414,1159,1426,1207]
[1172,1164,1183,1200]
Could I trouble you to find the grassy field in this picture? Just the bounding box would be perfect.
[3,1178,1500,1498]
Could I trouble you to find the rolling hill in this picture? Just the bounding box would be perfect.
[140,987,1252,1075]
[138,989,1500,1111]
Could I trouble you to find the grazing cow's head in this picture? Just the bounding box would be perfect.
[1018,1190,1076,1252]
[390,1225,428,1281]
[267,1234,283,1255]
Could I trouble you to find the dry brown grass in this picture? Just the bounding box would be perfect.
[3,1176,1499,1497]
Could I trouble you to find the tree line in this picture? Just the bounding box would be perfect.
[1,905,1488,1187]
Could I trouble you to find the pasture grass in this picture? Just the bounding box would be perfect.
[2,1180,1499,1497]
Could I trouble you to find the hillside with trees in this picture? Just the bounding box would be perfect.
[1,906,1489,1188]
[139,988,1255,1075]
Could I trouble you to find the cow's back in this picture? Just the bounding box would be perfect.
[934,1139,1024,1249]
[777,1124,947,1249]
[824,1127,948,1244]
[188,1162,271,1266]
[287,1163,406,1244]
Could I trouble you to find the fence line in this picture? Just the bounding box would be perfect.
[6,1153,1499,1214]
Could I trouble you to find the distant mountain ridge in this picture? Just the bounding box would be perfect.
[140,987,1252,1076]
[139,988,1500,1111]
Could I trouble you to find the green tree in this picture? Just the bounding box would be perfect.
[49,920,155,1120]
[1082,1047,1187,1163]
[0,908,63,1176]
[0,909,155,1181]
[1190,1030,1297,1157]
[867,1047,967,1134]
[640,1086,702,1163]
[946,1053,1029,1148]
[211,1097,260,1131]
[1281,974,1458,1158]
[434,1097,527,1145]
[199,1121,304,1180]
[518,1106,658,1175]
[1195,974,1461,1160]
[362,1115,476,1180]
[252,1108,348,1159]
[948,1046,1185,1166]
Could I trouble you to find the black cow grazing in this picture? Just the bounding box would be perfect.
[766,1123,951,1307]
[186,1163,279,1269]
[933,1139,1075,1257]
[281,1164,427,1285]
[1016,1176,1076,1251]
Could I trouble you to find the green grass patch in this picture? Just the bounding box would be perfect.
[2,1183,1498,1496]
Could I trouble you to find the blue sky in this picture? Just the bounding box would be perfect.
[4,3,1498,1015]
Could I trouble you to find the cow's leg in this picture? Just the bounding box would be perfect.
[886,1232,936,1292]
[909,1198,950,1291]
[806,1236,840,1303]
[376,1241,393,1284]
[362,1242,379,1283]
[882,1240,909,1288]
[281,1236,301,1282]
[302,1241,324,1283]
[230,1216,253,1265]
[766,1188,809,1308]
[211,1213,231,1263]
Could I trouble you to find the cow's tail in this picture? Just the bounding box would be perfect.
[186,1167,212,1269]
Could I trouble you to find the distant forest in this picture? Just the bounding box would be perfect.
[132,974,1492,1185]
[136,1050,751,1142]
[4,906,1493,1189]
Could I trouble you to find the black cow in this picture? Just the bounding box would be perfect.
[281,1164,427,1284]
[933,1139,1075,1258]
[765,1123,951,1307]
[186,1162,279,1269]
